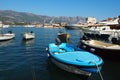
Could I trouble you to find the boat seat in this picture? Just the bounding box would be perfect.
[59,46,74,52]
[50,47,59,53]
[64,47,74,52]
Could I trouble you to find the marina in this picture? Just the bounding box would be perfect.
[0,0,120,79]
[0,27,120,80]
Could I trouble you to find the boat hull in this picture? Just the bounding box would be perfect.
[65,24,85,30]
[79,40,120,60]
[22,33,35,40]
[0,33,15,41]
[49,57,91,76]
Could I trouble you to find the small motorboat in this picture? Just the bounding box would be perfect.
[0,21,15,41]
[79,39,120,60]
[46,43,103,76]
[0,33,15,41]
[22,24,35,40]
[22,32,35,40]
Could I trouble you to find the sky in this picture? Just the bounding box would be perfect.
[0,0,120,21]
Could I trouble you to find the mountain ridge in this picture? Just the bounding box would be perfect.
[0,10,86,24]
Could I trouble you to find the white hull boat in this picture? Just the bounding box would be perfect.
[0,33,15,41]
[0,21,15,41]
[22,32,35,40]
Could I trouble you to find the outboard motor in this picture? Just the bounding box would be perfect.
[8,31,12,34]
[31,31,33,33]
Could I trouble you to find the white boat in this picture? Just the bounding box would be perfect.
[0,33,15,41]
[99,17,119,25]
[22,32,35,40]
[24,25,35,27]
[65,24,87,30]
[99,16,120,29]
[82,26,120,41]
[22,24,35,40]
[3,25,10,28]
[83,26,120,35]
[0,21,15,41]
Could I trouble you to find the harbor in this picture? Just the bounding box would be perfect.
[1,0,120,79]
[0,27,120,80]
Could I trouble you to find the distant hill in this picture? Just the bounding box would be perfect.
[0,10,86,24]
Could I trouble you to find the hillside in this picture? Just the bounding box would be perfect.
[0,10,86,24]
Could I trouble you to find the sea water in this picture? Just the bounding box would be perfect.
[0,27,120,80]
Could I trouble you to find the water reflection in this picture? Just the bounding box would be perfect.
[0,39,14,47]
[22,39,34,46]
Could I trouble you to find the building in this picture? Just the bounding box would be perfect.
[87,17,97,24]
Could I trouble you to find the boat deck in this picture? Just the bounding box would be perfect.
[83,40,120,49]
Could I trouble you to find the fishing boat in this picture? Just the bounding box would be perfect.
[79,39,120,60]
[0,33,15,41]
[0,21,15,41]
[22,32,35,40]
[46,43,103,76]
[22,25,35,40]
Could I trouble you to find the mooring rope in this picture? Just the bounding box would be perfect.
[89,61,104,80]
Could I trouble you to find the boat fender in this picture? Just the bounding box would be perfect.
[46,48,48,51]
[90,48,95,52]
[46,48,49,52]
[46,48,49,53]
[47,53,50,57]
[82,45,86,48]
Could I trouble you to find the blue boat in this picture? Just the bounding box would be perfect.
[47,43,103,76]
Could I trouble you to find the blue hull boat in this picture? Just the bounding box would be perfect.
[47,43,103,76]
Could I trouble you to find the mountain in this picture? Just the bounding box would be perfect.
[0,10,86,24]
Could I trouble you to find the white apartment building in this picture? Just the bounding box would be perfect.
[87,17,97,24]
